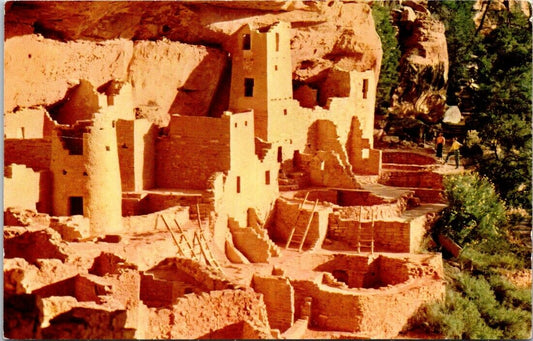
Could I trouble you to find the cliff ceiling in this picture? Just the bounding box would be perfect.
[5,0,382,122]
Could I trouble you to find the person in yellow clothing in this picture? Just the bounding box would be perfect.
[445,137,462,168]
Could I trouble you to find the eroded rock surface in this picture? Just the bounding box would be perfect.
[391,1,449,122]
[5,1,382,121]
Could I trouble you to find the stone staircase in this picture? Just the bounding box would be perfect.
[229,218,280,263]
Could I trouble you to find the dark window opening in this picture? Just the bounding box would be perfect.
[69,196,83,216]
[332,270,349,285]
[105,146,110,151]
[244,78,254,97]
[245,121,248,126]
[83,171,88,176]
[265,171,271,185]
[242,34,251,50]
[275,65,278,71]
[62,169,67,175]
[275,33,280,51]
[362,79,368,99]
[236,176,241,194]
[277,146,283,163]
[235,122,238,128]
[283,109,287,115]
[293,150,301,169]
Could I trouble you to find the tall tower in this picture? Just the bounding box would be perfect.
[229,22,293,142]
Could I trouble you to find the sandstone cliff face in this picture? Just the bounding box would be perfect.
[390,1,449,123]
[473,0,531,35]
[5,1,382,122]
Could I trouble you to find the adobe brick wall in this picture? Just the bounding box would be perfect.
[271,198,330,250]
[355,278,445,338]
[144,289,271,339]
[252,274,295,332]
[291,254,445,337]
[5,139,52,171]
[4,164,51,213]
[4,107,54,139]
[382,151,436,165]
[156,115,231,189]
[379,170,444,189]
[116,119,156,192]
[231,226,272,263]
[122,207,189,234]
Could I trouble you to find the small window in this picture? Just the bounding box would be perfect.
[236,176,241,193]
[242,34,251,50]
[275,65,278,71]
[244,78,254,97]
[265,171,270,185]
[112,120,116,128]
[277,146,283,163]
[362,79,368,99]
[245,121,248,126]
[235,122,238,128]
[105,146,110,151]
[283,109,287,116]
[275,33,280,52]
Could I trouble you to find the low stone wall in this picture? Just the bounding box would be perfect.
[144,289,272,339]
[291,254,445,337]
[379,170,443,189]
[122,207,189,234]
[382,151,436,165]
[252,274,294,332]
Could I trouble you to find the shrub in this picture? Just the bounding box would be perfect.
[436,173,507,246]
[409,271,532,339]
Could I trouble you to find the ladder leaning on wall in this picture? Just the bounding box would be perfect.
[157,214,223,274]
[357,206,374,254]
[286,192,319,252]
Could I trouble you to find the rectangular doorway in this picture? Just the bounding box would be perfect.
[69,196,83,215]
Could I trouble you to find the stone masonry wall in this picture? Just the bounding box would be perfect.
[156,115,231,189]
[144,289,271,339]
[4,139,52,171]
[252,274,294,332]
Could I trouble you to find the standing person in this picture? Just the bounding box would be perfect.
[435,132,445,161]
[445,137,462,168]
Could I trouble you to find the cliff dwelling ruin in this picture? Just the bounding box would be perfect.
[5,2,449,339]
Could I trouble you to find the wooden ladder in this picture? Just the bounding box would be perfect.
[159,214,198,261]
[193,230,224,274]
[357,206,374,254]
[286,197,319,251]
[298,199,319,252]
[285,192,309,249]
